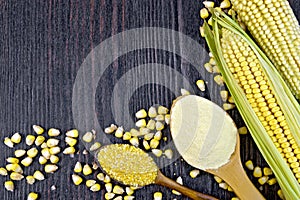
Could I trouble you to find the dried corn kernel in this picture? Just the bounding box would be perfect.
[196,80,206,92]
[114,196,122,200]
[258,176,269,185]
[125,187,134,195]
[27,147,38,158]
[104,124,117,134]
[41,142,47,149]
[90,183,101,192]
[105,183,113,192]
[33,170,45,181]
[83,164,93,176]
[203,1,214,8]
[148,106,157,118]
[135,119,146,128]
[158,106,168,115]
[143,140,150,150]
[115,127,124,138]
[180,88,190,96]
[228,185,234,192]
[113,185,125,194]
[189,169,200,178]
[10,172,24,180]
[267,178,277,186]
[96,173,105,181]
[35,136,45,146]
[41,148,51,159]
[14,149,26,157]
[105,193,115,199]
[26,175,35,185]
[219,182,228,190]
[214,75,224,86]
[104,175,111,183]
[153,192,162,200]
[144,133,154,140]
[164,114,170,125]
[139,127,150,135]
[90,142,101,151]
[82,132,93,143]
[49,146,61,155]
[33,125,44,135]
[154,131,162,140]
[0,167,8,176]
[48,128,60,137]
[152,149,163,157]
[63,146,75,155]
[155,121,164,131]
[72,174,83,185]
[130,128,140,137]
[129,137,139,147]
[124,196,135,200]
[123,132,132,140]
[4,137,14,148]
[253,166,263,178]
[50,155,59,164]
[21,157,33,167]
[263,167,273,176]
[66,129,79,138]
[46,138,59,147]
[164,149,173,159]
[27,192,38,200]
[135,109,147,119]
[172,189,181,195]
[220,90,228,102]
[4,180,14,192]
[214,176,223,183]
[86,179,96,187]
[11,132,22,144]
[74,162,82,173]
[150,139,159,149]
[38,156,47,165]
[223,103,235,111]
[277,189,284,199]
[245,160,254,170]
[238,127,248,135]
[220,0,231,9]
[6,163,22,173]
[65,137,77,147]
[6,157,19,164]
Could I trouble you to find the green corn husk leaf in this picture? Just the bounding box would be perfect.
[203,10,300,199]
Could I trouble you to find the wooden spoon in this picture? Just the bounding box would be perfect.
[170,95,265,200]
[96,144,218,200]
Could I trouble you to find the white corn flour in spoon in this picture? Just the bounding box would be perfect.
[170,95,237,170]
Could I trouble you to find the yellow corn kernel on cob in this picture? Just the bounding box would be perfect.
[231,0,300,99]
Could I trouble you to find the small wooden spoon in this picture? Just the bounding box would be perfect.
[170,95,265,200]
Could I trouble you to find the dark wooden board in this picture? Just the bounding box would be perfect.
[0,0,299,199]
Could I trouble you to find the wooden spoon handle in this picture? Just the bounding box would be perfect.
[155,171,219,200]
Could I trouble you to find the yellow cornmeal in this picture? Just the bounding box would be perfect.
[97,144,158,187]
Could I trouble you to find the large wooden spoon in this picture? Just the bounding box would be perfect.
[170,95,265,200]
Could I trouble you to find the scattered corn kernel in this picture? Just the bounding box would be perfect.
[26,175,35,185]
[148,106,157,118]
[105,192,115,199]
[150,138,159,149]
[253,166,263,178]
[139,127,150,135]
[21,157,33,167]
[51,185,56,191]
[154,131,162,140]
[258,176,269,185]
[155,121,164,131]
[63,146,75,155]
[220,0,231,9]
[129,128,140,137]
[41,142,48,149]
[66,129,79,138]
[189,169,200,178]
[214,176,223,183]
[204,62,213,73]
[199,26,205,37]
[104,175,111,183]
[277,189,284,199]
[72,174,83,185]
[6,157,19,164]
[219,182,228,190]
[115,127,124,138]
[10,172,24,180]
[46,138,59,147]
[50,155,59,164]
[113,185,125,194]
[172,189,181,195]
[180,88,190,96]
[11,132,22,144]
[124,196,135,200]
[164,114,170,125]
[65,137,77,147]
[135,119,146,128]
[129,137,139,147]
[6,163,22,173]
[97,173,105,181]
[214,75,224,86]
[245,160,254,170]
[33,170,45,181]
[33,125,44,135]
[267,178,277,186]
[228,96,234,103]
[176,176,183,185]
[104,124,117,134]
[263,167,273,176]
[196,80,206,92]
[14,149,26,157]
[238,126,247,135]
[207,17,213,26]
[223,103,235,111]
[220,90,228,102]
[27,192,38,200]
[83,164,93,176]
[144,133,154,140]
[86,179,96,187]
[104,183,112,193]
[49,146,61,155]
[82,132,93,143]
[73,162,83,173]
[227,185,233,192]
[135,109,147,119]
[90,183,101,192]
[4,137,14,148]
[114,196,122,200]
[38,156,47,165]
[41,148,51,159]
[35,136,45,146]
[123,132,132,140]
[231,197,240,200]
[125,187,134,195]
[158,106,168,115]
[143,140,150,150]
[200,7,209,19]
[164,149,173,159]
[153,192,163,200]
[0,167,8,176]
[48,128,60,137]
[203,1,214,8]
[27,147,38,158]
[90,142,101,151]
[152,149,163,157]
[4,180,14,192]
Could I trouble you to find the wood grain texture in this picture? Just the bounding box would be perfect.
[0,0,299,199]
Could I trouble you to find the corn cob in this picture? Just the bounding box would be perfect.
[203,10,300,199]
[231,0,300,99]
